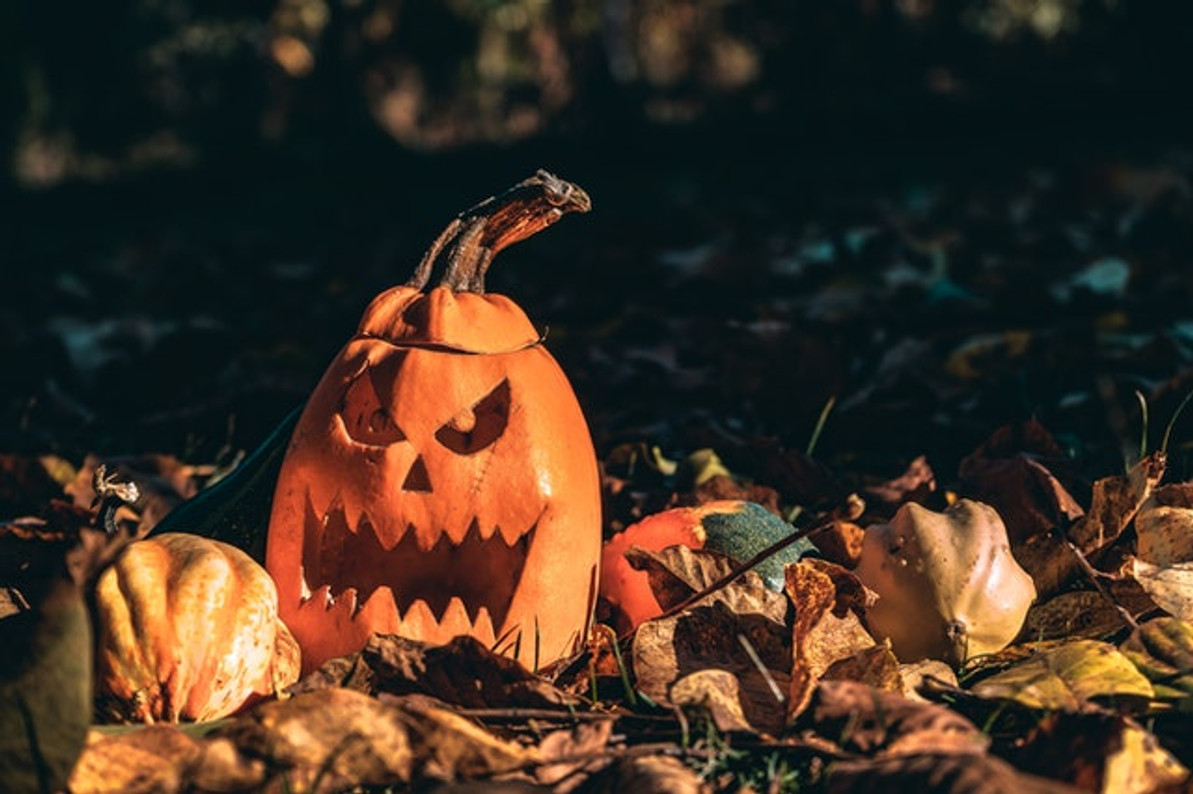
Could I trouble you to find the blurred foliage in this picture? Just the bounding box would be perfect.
[3,0,1185,187]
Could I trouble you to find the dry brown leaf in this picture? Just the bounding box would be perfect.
[294,635,577,709]
[68,726,205,794]
[632,601,790,734]
[623,544,788,624]
[391,694,537,781]
[219,687,414,792]
[535,718,615,787]
[669,668,754,732]
[1014,529,1078,600]
[958,421,1084,543]
[821,644,903,693]
[809,519,866,568]
[1131,559,1193,622]
[795,680,989,757]
[692,473,783,517]
[785,559,876,720]
[1022,590,1140,641]
[1136,483,1193,566]
[584,754,711,794]
[1016,711,1189,794]
[864,454,937,510]
[897,659,958,701]
[1069,452,1165,554]
[826,751,1085,794]
[1127,484,1193,621]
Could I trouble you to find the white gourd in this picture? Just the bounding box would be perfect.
[854,499,1036,665]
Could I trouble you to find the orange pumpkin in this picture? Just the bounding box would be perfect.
[93,533,301,723]
[266,171,601,673]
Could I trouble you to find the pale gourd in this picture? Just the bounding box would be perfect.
[854,499,1036,665]
[93,533,301,722]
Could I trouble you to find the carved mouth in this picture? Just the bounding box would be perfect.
[299,491,536,638]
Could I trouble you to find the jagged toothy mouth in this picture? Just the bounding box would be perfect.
[298,492,538,635]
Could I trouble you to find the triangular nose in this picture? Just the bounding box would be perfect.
[402,455,432,492]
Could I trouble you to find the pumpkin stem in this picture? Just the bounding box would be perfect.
[407,169,592,294]
[92,465,140,536]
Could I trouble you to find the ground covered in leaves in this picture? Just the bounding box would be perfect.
[4,132,1193,793]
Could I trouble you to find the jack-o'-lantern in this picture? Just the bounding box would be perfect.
[266,171,601,673]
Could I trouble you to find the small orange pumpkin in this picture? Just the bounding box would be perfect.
[266,171,602,673]
[93,533,300,723]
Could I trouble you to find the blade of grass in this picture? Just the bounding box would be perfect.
[1160,388,1193,455]
[805,396,836,457]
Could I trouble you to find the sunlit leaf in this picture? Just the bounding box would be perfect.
[1130,559,1193,622]
[971,640,1153,711]
[1120,617,1193,701]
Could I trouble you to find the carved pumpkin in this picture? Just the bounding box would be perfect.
[266,171,602,673]
[93,533,300,723]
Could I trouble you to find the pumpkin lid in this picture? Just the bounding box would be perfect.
[354,170,588,354]
[358,286,541,354]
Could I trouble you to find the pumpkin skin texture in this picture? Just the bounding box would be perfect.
[854,499,1037,666]
[93,533,300,723]
[266,172,601,673]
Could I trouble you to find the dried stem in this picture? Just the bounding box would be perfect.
[407,169,592,294]
[1056,527,1139,631]
[91,464,140,536]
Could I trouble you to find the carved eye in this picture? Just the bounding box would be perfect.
[340,362,407,446]
[435,379,511,454]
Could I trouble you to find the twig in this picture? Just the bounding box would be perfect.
[738,633,785,704]
[1056,527,1139,631]
[641,516,832,633]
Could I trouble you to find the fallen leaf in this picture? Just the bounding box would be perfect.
[971,640,1154,711]
[1069,452,1165,555]
[786,559,877,720]
[295,635,577,709]
[633,601,790,734]
[1135,484,1193,566]
[68,725,203,794]
[897,659,959,701]
[691,474,782,517]
[958,421,1084,544]
[808,519,866,568]
[1130,559,1193,622]
[669,668,754,732]
[863,455,937,510]
[535,718,615,787]
[218,687,414,791]
[1120,617,1193,701]
[826,751,1085,794]
[794,680,989,757]
[1016,711,1189,794]
[391,695,537,781]
[821,644,903,694]
[1022,590,1139,641]
[584,754,710,794]
[625,544,788,623]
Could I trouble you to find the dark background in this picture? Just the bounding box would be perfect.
[4,0,1193,493]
